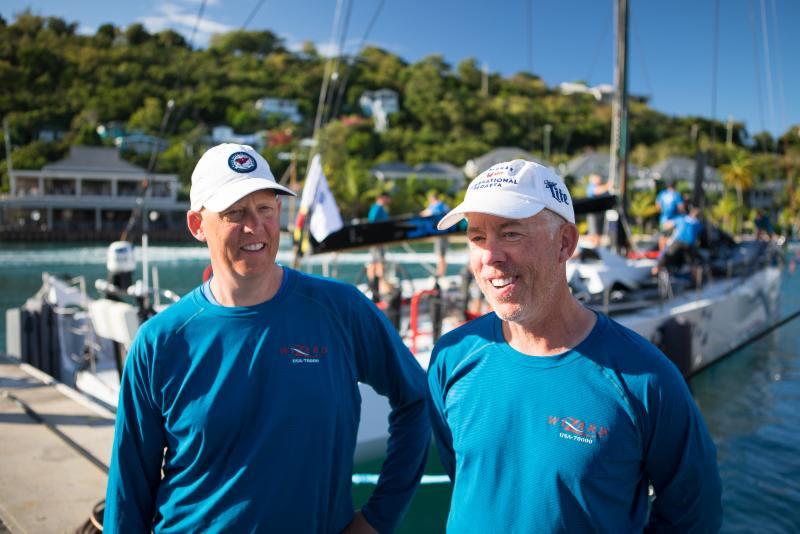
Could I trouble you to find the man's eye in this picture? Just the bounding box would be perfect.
[224,210,244,221]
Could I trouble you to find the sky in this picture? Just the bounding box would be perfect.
[3,0,798,140]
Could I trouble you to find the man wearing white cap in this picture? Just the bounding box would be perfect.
[104,144,430,533]
[427,160,722,532]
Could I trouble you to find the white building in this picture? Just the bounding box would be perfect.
[558,82,614,103]
[359,89,400,117]
[211,126,266,150]
[254,97,303,124]
[0,146,186,233]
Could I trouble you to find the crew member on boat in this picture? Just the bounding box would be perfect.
[656,179,685,250]
[654,205,704,275]
[104,144,430,533]
[428,160,722,532]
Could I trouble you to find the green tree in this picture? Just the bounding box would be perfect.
[719,151,755,234]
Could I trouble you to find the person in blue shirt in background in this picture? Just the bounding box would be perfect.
[366,192,391,297]
[104,144,430,533]
[655,205,704,275]
[420,190,450,278]
[656,179,685,250]
[585,173,611,247]
[429,159,722,532]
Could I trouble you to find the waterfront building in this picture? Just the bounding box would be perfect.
[0,146,187,239]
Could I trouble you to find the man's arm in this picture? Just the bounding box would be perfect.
[352,291,431,533]
[643,365,723,532]
[104,335,166,533]
[427,349,456,481]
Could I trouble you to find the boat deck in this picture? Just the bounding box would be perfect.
[0,354,113,533]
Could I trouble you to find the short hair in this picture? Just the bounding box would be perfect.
[540,209,568,238]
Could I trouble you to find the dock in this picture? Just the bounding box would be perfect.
[0,355,114,533]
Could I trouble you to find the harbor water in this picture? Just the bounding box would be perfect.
[1,242,799,532]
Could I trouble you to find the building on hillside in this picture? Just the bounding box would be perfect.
[0,146,186,238]
[465,147,549,178]
[37,128,67,142]
[359,89,400,117]
[558,82,615,103]
[211,126,266,150]
[115,133,169,155]
[254,97,303,124]
[371,161,465,189]
[560,152,640,190]
[648,156,723,193]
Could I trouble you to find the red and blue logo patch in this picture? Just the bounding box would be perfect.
[228,151,257,173]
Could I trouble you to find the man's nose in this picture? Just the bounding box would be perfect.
[480,238,506,265]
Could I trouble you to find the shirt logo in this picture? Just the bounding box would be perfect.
[548,415,609,445]
[279,344,328,364]
[544,180,570,205]
[228,152,257,173]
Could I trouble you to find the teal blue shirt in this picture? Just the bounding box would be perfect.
[105,268,430,533]
[428,312,722,532]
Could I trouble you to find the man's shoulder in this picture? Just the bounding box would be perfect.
[591,314,684,384]
[288,269,367,312]
[137,287,204,337]
[431,313,496,367]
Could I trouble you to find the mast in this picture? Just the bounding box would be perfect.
[609,0,629,215]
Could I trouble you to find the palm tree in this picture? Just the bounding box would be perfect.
[719,152,755,235]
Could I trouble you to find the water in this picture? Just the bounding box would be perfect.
[2,242,800,532]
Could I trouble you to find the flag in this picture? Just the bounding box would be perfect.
[297,154,343,243]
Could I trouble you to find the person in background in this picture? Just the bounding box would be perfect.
[584,173,611,247]
[754,210,775,241]
[104,144,430,533]
[366,192,391,296]
[654,205,704,275]
[420,190,450,278]
[428,159,722,532]
[656,179,685,250]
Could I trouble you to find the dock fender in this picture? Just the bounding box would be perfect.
[651,316,693,377]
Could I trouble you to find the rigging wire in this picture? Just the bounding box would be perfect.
[709,0,720,147]
[312,0,346,140]
[322,0,354,127]
[758,0,777,141]
[746,0,767,137]
[331,0,387,119]
[119,0,208,242]
[242,0,268,30]
[526,0,533,74]
[767,0,787,140]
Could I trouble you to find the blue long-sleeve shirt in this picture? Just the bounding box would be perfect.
[428,312,722,532]
[105,268,430,533]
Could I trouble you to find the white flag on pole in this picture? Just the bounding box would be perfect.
[299,154,343,242]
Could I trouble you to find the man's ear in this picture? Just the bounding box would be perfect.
[559,223,580,263]
[186,210,207,242]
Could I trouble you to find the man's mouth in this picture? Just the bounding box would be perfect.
[241,243,265,252]
[489,276,515,288]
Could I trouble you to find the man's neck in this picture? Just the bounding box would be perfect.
[210,265,283,307]
[502,296,596,356]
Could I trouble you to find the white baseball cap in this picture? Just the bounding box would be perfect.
[437,159,575,229]
[190,143,296,212]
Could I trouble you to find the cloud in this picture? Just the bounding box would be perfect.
[77,25,97,36]
[287,36,406,58]
[139,2,231,47]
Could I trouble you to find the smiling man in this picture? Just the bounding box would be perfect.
[428,160,722,532]
[104,144,430,533]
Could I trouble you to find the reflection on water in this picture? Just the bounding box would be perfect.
[690,267,800,534]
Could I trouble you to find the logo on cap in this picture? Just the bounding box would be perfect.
[544,179,570,205]
[228,151,257,173]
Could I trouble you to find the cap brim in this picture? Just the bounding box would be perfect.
[437,193,547,230]
[200,178,296,212]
